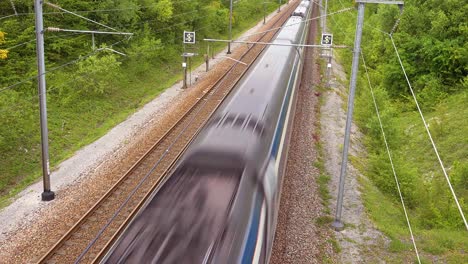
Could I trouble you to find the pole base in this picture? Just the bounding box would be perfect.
[332,220,345,231]
[41,190,55,201]
[226,50,232,55]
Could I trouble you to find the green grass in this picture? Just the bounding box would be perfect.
[325,0,467,262]
[316,215,334,226]
[313,83,340,251]
[330,53,467,262]
[0,63,183,207]
[397,92,468,179]
[361,153,467,263]
[313,91,333,211]
[0,6,283,207]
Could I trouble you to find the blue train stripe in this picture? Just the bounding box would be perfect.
[270,59,299,159]
[242,194,263,264]
[242,55,299,264]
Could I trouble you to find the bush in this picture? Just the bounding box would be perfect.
[72,52,122,96]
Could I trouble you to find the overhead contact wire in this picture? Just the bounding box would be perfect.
[44,2,119,32]
[238,7,354,40]
[0,38,128,93]
[3,32,83,51]
[0,0,196,21]
[389,35,468,231]
[74,42,248,263]
[74,12,290,261]
[361,52,421,263]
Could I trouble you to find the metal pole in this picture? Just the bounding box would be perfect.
[183,56,187,89]
[227,0,233,54]
[34,0,55,201]
[327,55,332,87]
[263,0,266,24]
[206,44,210,72]
[332,2,365,231]
[323,0,328,31]
[278,0,281,13]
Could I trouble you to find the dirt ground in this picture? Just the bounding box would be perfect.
[321,55,390,263]
[0,1,391,262]
[0,5,294,263]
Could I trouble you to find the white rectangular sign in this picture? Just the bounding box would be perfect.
[183,31,196,44]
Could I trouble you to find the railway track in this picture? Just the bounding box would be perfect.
[38,2,300,263]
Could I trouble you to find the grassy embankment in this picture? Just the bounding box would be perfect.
[330,37,467,264]
[0,3,281,207]
[358,91,468,263]
[325,0,467,263]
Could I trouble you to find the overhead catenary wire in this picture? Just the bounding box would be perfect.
[46,27,133,35]
[332,5,468,231]
[364,23,390,36]
[0,38,129,94]
[4,9,204,52]
[0,0,197,21]
[0,9,139,21]
[121,7,211,29]
[1,5,208,94]
[73,37,249,262]
[0,50,97,93]
[0,39,130,111]
[9,0,18,16]
[2,0,259,96]
[40,7,209,39]
[389,34,468,231]
[3,38,36,50]
[3,32,87,50]
[0,1,301,117]
[1,0,286,104]
[361,52,421,263]
[1,3,209,50]
[322,0,356,44]
[238,7,354,40]
[44,1,119,32]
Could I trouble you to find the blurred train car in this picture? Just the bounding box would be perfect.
[101,2,312,263]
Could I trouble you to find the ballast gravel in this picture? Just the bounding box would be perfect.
[0,4,297,263]
[270,2,337,262]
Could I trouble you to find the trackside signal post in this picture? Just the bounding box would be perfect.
[182,53,196,89]
[182,31,196,89]
[320,33,333,87]
[332,0,404,231]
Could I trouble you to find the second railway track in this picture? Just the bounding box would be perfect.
[38,2,301,263]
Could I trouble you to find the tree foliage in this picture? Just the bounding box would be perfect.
[0,31,7,59]
[0,0,278,198]
[329,0,467,232]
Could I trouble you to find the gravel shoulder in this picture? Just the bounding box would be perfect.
[321,55,391,263]
[270,2,337,263]
[0,2,390,263]
[0,6,291,263]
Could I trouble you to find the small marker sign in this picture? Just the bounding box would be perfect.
[321,33,333,47]
[183,31,196,44]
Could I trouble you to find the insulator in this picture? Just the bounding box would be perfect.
[46,27,61,32]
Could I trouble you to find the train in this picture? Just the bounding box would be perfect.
[101,2,311,263]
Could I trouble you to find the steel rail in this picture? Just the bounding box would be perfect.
[37,2,300,263]
[93,5,303,260]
